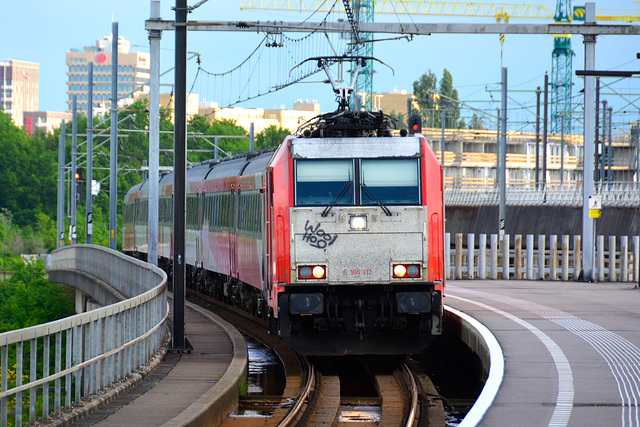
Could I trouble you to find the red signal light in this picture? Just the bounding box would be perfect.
[408,115,422,134]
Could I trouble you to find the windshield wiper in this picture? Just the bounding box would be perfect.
[321,181,351,217]
[361,182,392,216]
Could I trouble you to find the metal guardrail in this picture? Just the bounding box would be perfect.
[0,245,168,427]
[445,232,640,282]
[445,182,640,207]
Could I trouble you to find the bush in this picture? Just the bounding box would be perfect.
[0,258,75,333]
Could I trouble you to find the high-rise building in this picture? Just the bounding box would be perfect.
[0,59,39,125]
[66,34,150,114]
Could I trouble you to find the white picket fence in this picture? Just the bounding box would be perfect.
[445,233,640,282]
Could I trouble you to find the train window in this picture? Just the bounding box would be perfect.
[123,203,134,225]
[360,159,420,205]
[221,194,229,228]
[296,160,354,206]
[215,194,221,227]
[135,199,149,223]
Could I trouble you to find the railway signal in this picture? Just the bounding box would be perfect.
[408,115,422,134]
[75,167,83,203]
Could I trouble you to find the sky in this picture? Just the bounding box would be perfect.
[2,0,639,132]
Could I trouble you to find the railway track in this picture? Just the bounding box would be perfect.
[188,290,444,426]
[288,357,421,426]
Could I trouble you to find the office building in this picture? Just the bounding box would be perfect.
[0,59,39,125]
[66,34,150,114]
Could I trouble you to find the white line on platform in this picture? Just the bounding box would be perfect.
[448,295,574,427]
[451,285,640,426]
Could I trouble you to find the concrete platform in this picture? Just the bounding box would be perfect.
[67,301,247,427]
[446,280,640,427]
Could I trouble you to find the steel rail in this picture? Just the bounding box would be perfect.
[403,363,420,426]
[279,361,315,426]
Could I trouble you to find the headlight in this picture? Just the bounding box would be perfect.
[393,265,407,277]
[290,293,324,314]
[312,266,326,279]
[298,265,326,280]
[349,215,367,230]
[397,292,431,313]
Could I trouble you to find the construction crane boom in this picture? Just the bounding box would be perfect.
[241,0,640,22]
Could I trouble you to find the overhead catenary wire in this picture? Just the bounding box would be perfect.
[193,1,352,108]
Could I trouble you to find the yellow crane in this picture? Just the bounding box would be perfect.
[241,1,640,22]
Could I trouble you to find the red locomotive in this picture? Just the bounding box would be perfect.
[123,58,444,355]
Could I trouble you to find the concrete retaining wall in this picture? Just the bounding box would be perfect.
[444,307,491,382]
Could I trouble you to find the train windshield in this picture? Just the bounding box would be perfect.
[296,159,354,206]
[361,159,420,205]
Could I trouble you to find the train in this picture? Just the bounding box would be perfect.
[123,109,444,355]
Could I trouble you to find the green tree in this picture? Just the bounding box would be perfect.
[468,113,486,130]
[0,210,23,257]
[0,259,74,332]
[0,112,58,228]
[438,69,461,129]
[412,69,462,129]
[256,125,291,150]
[412,70,438,127]
[188,115,248,160]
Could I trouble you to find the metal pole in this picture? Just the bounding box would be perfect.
[441,109,446,165]
[148,0,162,266]
[560,114,565,184]
[57,121,66,249]
[71,96,78,245]
[582,2,597,282]
[86,62,94,244]
[636,124,640,185]
[173,0,188,350]
[595,78,600,182]
[499,67,507,236]
[215,136,219,160]
[497,107,501,192]
[250,122,255,151]
[608,106,613,183]
[109,22,119,250]
[535,87,541,188]
[601,99,607,183]
[543,72,548,186]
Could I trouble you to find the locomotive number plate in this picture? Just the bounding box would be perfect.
[342,268,374,276]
